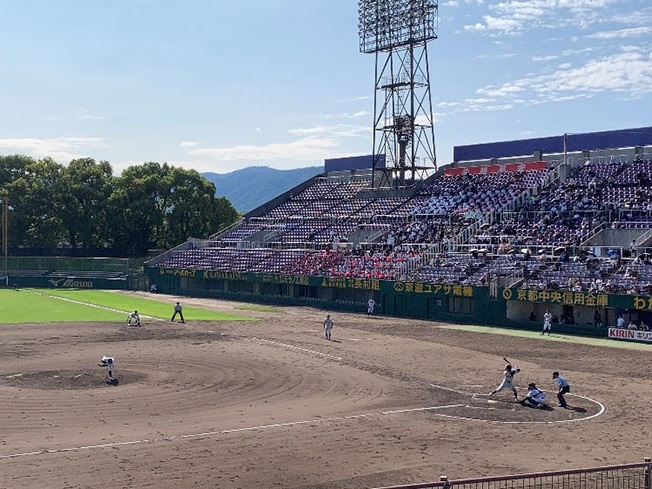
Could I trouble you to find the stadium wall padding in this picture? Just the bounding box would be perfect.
[148,267,652,338]
[8,276,127,289]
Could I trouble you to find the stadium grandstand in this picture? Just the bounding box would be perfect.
[147,126,652,337]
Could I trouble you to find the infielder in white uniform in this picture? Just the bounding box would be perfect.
[127,310,141,327]
[323,314,333,340]
[489,364,521,401]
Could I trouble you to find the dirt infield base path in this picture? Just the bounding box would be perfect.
[1,294,650,488]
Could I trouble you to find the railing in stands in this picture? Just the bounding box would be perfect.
[372,458,652,489]
[209,217,245,240]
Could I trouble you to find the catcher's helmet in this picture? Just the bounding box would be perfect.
[552,371,559,378]
[528,382,536,389]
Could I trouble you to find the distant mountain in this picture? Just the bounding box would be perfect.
[203,166,323,213]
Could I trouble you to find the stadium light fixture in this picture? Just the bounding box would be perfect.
[358,0,438,54]
[358,0,439,187]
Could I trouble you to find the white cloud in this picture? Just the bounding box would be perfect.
[288,124,368,138]
[463,0,617,35]
[0,136,108,163]
[76,109,104,121]
[181,125,371,172]
[453,48,652,112]
[334,95,371,103]
[180,140,199,148]
[184,137,337,171]
[588,26,652,39]
[324,111,371,120]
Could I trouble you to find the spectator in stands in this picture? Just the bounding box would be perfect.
[639,321,649,331]
[627,320,638,330]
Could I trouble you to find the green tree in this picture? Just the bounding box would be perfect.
[21,157,67,247]
[163,166,238,247]
[57,158,114,250]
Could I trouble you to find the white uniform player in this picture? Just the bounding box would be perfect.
[99,355,116,382]
[542,310,552,335]
[489,364,521,401]
[128,310,140,327]
[520,382,547,408]
[367,298,376,316]
[323,314,333,340]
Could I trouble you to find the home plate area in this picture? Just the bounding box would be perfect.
[425,383,602,423]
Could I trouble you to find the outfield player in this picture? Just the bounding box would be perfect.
[98,355,116,382]
[542,309,552,335]
[323,314,333,340]
[519,382,548,408]
[367,298,376,316]
[489,364,521,401]
[552,371,570,408]
[128,310,141,327]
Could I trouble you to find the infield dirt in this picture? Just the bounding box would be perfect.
[0,293,650,488]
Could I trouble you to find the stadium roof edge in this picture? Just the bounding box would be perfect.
[453,126,652,163]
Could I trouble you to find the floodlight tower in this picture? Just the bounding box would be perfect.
[358,0,438,188]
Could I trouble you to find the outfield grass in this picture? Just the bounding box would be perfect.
[440,323,652,351]
[0,289,255,324]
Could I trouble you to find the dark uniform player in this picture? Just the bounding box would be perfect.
[171,302,185,323]
[553,371,570,408]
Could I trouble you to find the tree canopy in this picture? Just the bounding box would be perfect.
[0,156,239,257]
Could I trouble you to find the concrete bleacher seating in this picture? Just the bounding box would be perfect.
[156,159,652,293]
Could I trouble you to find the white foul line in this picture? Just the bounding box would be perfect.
[250,337,342,362]
[0,404,462,460]
[426,393,606,425]
[23,288,165,321]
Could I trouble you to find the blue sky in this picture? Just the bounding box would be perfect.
[1,0,650,174]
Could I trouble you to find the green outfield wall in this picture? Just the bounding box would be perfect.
[2,256,130,290]
[148,266,652,338]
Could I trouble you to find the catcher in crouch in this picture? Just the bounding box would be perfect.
[519,382,549,409]
[489,364,521,401]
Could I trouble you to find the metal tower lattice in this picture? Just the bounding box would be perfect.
[358,0,438,188]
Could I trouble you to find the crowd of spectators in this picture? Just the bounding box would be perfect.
[158,158,652,294]
[281,247,422,280]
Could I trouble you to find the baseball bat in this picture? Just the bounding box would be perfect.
[503,357,511,364]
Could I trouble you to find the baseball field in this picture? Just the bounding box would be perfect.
[0,289,649,488]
